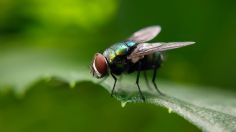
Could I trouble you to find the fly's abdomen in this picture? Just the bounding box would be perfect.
[126,52,163,73]
[141,52,163,70]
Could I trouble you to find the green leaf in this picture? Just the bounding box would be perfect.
[0,48,236,132]
[0,80,199,132]
[100,77,236,132]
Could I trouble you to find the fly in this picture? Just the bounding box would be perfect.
[90,25,195,101]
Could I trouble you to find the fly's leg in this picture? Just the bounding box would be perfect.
[152,67,164,95]
[111,73,117,97]
[143,71,152,90]
[136,62,145,101]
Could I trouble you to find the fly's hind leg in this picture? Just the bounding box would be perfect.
[152,67,164,95]
[143,71,152,90]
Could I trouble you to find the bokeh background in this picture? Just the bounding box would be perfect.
[0,0,235,131]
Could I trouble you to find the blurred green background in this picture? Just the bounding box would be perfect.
[0,0,235,131]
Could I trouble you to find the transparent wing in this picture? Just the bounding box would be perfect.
[128,25,161,43]
[127,42,195,63]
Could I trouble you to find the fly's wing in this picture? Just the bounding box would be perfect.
[128,25,161,43]
[127,42,195,63]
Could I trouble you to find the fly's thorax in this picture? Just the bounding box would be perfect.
[103,48,116,63]
[103,41,136,64]
[125,41,136,47]
[102,41,137,75]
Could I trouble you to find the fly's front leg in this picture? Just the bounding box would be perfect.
[152,67,164,95]
[136,62,145,101]
[111,73,117,97]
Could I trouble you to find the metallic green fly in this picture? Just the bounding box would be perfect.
[91,25,195,101]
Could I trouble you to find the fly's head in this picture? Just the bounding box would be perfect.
[90,53,108,79]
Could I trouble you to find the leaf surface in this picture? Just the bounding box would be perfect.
[0,48,236,132]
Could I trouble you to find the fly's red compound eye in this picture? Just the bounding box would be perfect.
[92,53,108,78]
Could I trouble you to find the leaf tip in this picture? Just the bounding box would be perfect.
[69,81,76,88]
[121,101,128,108]
[168,108,172,114]
[43,74,52,82]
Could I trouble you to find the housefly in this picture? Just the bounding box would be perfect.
[90,25,195,101]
